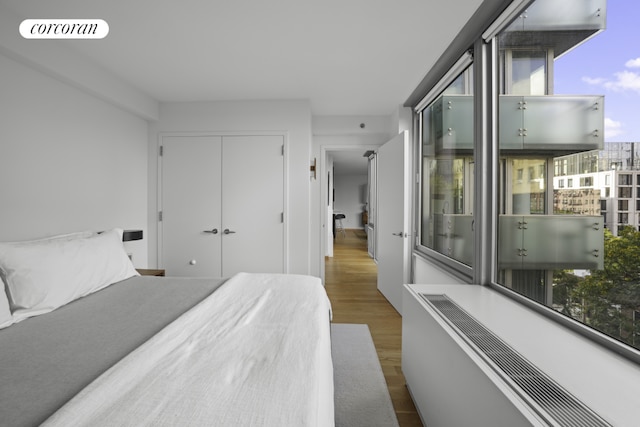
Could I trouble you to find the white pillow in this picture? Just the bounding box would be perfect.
[0,290,12,329]
[11,230,96,244]
[0,230,96,329]
[0,229,139,322]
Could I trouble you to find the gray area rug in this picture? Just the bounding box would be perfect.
[332,323,400,427]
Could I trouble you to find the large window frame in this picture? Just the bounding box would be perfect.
[414,53,475,280]
[409,0,640,365]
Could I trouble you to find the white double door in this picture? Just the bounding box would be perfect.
[161,135,284,277]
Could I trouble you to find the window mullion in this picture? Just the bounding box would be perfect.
[473,37,499,286]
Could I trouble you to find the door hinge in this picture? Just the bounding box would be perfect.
[159,145,164,156]
[281,212,284,223]
[159,211,163,221]
[282,145,285,156]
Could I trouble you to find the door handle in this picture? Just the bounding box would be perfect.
[203,228,218,234]
[392,232,405,237]
[223,229,236,234]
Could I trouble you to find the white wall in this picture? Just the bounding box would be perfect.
[333,173,368,229]
[148,100,312,275]
[0,6,158,121]
[412,254,469,285]
[0,52,150,266]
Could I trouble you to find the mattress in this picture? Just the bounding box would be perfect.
[0,275,227,427]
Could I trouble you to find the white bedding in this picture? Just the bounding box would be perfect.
[42,273,334,427]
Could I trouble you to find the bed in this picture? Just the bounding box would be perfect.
[0,229,334,427]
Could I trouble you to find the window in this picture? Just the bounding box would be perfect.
[506,49,548,95]
[414,0,639,356]
[418,64,474,267]
[492,0,638,352]
[580,177,593,187]
[619,187,632,198]
[619,174,632,185]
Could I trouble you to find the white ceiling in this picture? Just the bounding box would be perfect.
[2,0,484,116]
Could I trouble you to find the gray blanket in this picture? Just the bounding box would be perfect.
[0,275,226,427]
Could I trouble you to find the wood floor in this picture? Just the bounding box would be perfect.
[325,229,423,427]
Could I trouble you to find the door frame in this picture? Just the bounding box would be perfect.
[157,131,290,272]
[376,131,412,314]
[319,144,380,283]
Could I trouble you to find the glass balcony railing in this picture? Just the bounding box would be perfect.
[500,95,604,153]
[427,213,605,270]
[432,214,474,266]
[498,215,604,270]
[504,0,606,33]
[427,95,604,154]
[500,0,606,57]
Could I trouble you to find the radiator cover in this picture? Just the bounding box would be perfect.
[420,294,610,427]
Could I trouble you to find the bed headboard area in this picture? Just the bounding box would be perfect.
[0,50,149,265]
[0,229,139,329]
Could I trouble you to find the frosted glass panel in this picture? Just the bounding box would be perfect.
[525,216,603,269]
[497,215,524,269]
[431,95,474,151]
[523,96,603,150]
[441,96,474,151]
[505,0,606,32]
[498,97,525,149]
[437,214,474,266]
[498,215,604,270]
[499,96,604,152]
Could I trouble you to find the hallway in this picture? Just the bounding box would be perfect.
[325,229,422,427]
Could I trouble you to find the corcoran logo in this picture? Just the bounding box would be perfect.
[19,19,109,39]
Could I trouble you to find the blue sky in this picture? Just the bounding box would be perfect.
[554,0,640,142]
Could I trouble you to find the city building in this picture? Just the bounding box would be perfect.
[554,142,640,234]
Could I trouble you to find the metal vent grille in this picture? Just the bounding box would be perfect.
[420,294,611,427]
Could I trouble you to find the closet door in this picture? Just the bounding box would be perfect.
[161,136,223,276]
[221,135,284,275]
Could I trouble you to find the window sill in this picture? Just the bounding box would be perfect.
[404,283,640,426]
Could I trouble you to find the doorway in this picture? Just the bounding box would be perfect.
[320,145,378,281]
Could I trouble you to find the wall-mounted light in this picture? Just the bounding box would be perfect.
[310,158,317,180]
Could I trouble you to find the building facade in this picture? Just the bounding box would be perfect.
[554,142,640,235]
